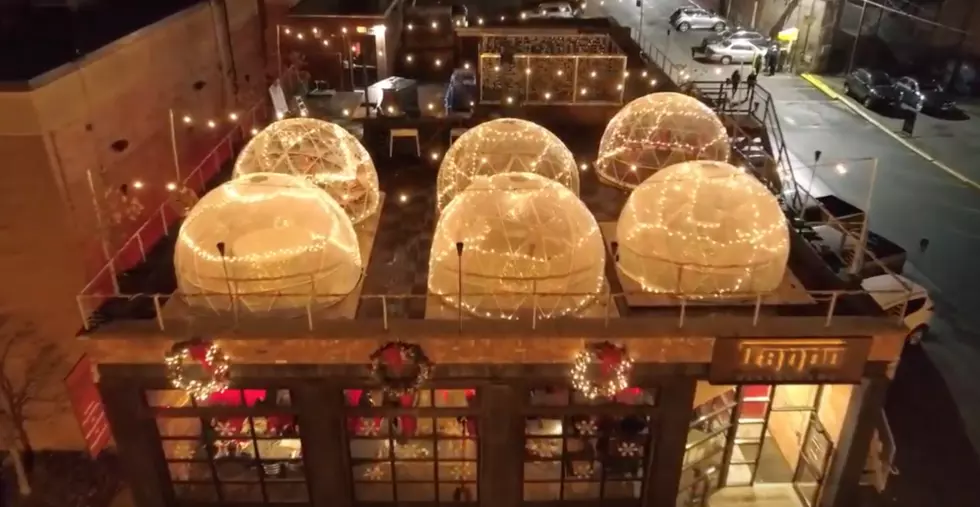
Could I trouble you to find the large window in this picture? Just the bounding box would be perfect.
[676,388,735,506]
[523,387,656,502]
[346,388,479,504]
[148,388,307,504]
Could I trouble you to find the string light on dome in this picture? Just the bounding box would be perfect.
[615,161,789,297]
[435,118,580,212]
[596,91,730,189]
[428,172,605,320]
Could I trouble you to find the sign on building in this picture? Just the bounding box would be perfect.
[710,338,871,384]
[65,355,112,458]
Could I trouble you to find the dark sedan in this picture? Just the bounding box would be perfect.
[843,68,900,109]
[894,76,956,114]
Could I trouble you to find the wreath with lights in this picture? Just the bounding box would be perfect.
[165,338,231,401]
[570,342,633,400]
[369,342,433,399]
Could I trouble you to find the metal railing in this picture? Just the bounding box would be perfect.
[77,99,270,302]
[76,284,914,334]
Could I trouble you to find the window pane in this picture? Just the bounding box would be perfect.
[437,417,473,437]
[173,482,217,501]
[354,462,392,481]
[255,438,302,461]
[213,438,254,459]
[564,481,600,499]
[396,461,435,480]
[345,389,382,407]
[396,483,435,501]
[437,461,476,481]
[355,483,394,501]
[439,483,477,502]
[434,389,475,407]
[613,388,657,406]
[161,440,202,460]
[529,388,568,406]
[264,460,306,480]
[350,417,388,437]
[566,461,600,480]
[220,483,263,502]
[437,439,477,459]
[350,438,390,460]
[215,460,259,481]
[735,422,764,440]
[266,483,310,503]
[393,440,434,460]
[524,461,561,480]
[168,461,212,481]
[526,438,563,459]
[246,415,298,437]
[605,480,642,498]
[524,482,560,501]
[197,388,291,407]
[157,418,202,437]
[525,418,563,436]
[146,389,189,408]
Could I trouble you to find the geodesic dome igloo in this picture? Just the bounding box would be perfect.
[174,173,363,312]
[234,118,380,225]
[428,172,605,319]
[436,118,579,212]
[616,161,789,297]
[596,92,730,189]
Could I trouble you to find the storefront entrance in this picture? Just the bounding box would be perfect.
[677,384,848,507]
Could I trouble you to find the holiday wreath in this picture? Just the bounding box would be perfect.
[369,342,433,398]
[165,338,231,401]
[570,341,633,399]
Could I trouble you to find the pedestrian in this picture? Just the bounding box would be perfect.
[746,71,758,90]
[730,69,741,98]
[752,51,763,76]
[766,44,779,75]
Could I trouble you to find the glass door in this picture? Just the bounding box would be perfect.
[792,415,834,507]
[676,391,736,506]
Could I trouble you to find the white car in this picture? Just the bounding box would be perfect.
[703,40,765,64]
[522,2,576,19]
[862,274,933,344]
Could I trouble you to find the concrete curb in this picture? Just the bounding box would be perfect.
[799,73,980,192]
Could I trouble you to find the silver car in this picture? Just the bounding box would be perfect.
[670,7,727,32]
[704,40,764,64]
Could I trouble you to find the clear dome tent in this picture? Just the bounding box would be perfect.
[428,172,605,319]
[234,118,380,225]
[596,92,730,189]
[174,173,363,312]
[616,161,789,297]
[436,118,580,212]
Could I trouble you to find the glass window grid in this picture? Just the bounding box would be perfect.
[677,397,736,499]
[148,388,308,505]
[523,387,657,502]
[347,388,480,504]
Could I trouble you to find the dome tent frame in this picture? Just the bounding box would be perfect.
[234,118,381,225]
[428,172,605,320]
[174,173,364,314]
[596,92,730,190]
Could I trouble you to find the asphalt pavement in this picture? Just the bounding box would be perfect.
[595,0,980,480]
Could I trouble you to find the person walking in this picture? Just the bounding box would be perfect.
[752,51,763,77]
[729,69,742,99]
[766,44,779,75]
[746,71,758,90]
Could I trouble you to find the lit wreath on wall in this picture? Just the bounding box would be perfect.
[570,341,633,399]
[165,338,231,401]
[369,341,433,399]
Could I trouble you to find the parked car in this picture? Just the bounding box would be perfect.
[522,2,576,19]
[862,274,933,344]
[843,68,900,109]
[703,39,764,64]
[893,76,956,114]
[670,7,727,32]
[701,29,767,49]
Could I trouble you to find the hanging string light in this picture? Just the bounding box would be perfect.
[596,91,730,190]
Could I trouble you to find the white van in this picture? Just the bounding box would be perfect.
[862,274,933,344]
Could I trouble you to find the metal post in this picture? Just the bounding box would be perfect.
[531,280,538,330]
[307,274,315,331]
[77,297,91,331]
[604,288,612,326]
[160,209,169,236]
[825,292,839,326]
[800,150,822,220]
[637,0,645,47]
[136,234,146,261]
[456,242,464,332]
[846,2,868,75]
[276,24,283,77]
[169,108,181,183]
[85,169,120,294]
[154,295,165,330]
[752,294,762,325]
[382,295,389,331]
[849,158,878,275]
[216,242,238,322]
[524,56,531,101]
[678,299,686,327]
[572,58,580,104]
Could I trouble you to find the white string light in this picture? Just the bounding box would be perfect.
[233,118,380,225]
[596,92,730,189]
[616,161,790,297]
[435,118,580,213]
[174,173,363,312]
[428,172,605,320]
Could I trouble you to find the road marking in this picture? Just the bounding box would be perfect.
[800,73,980,192]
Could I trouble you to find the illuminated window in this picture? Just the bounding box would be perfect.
[345,388,479,503]
[523,387,655,502]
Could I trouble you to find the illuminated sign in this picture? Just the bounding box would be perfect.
[710,338,871,384]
